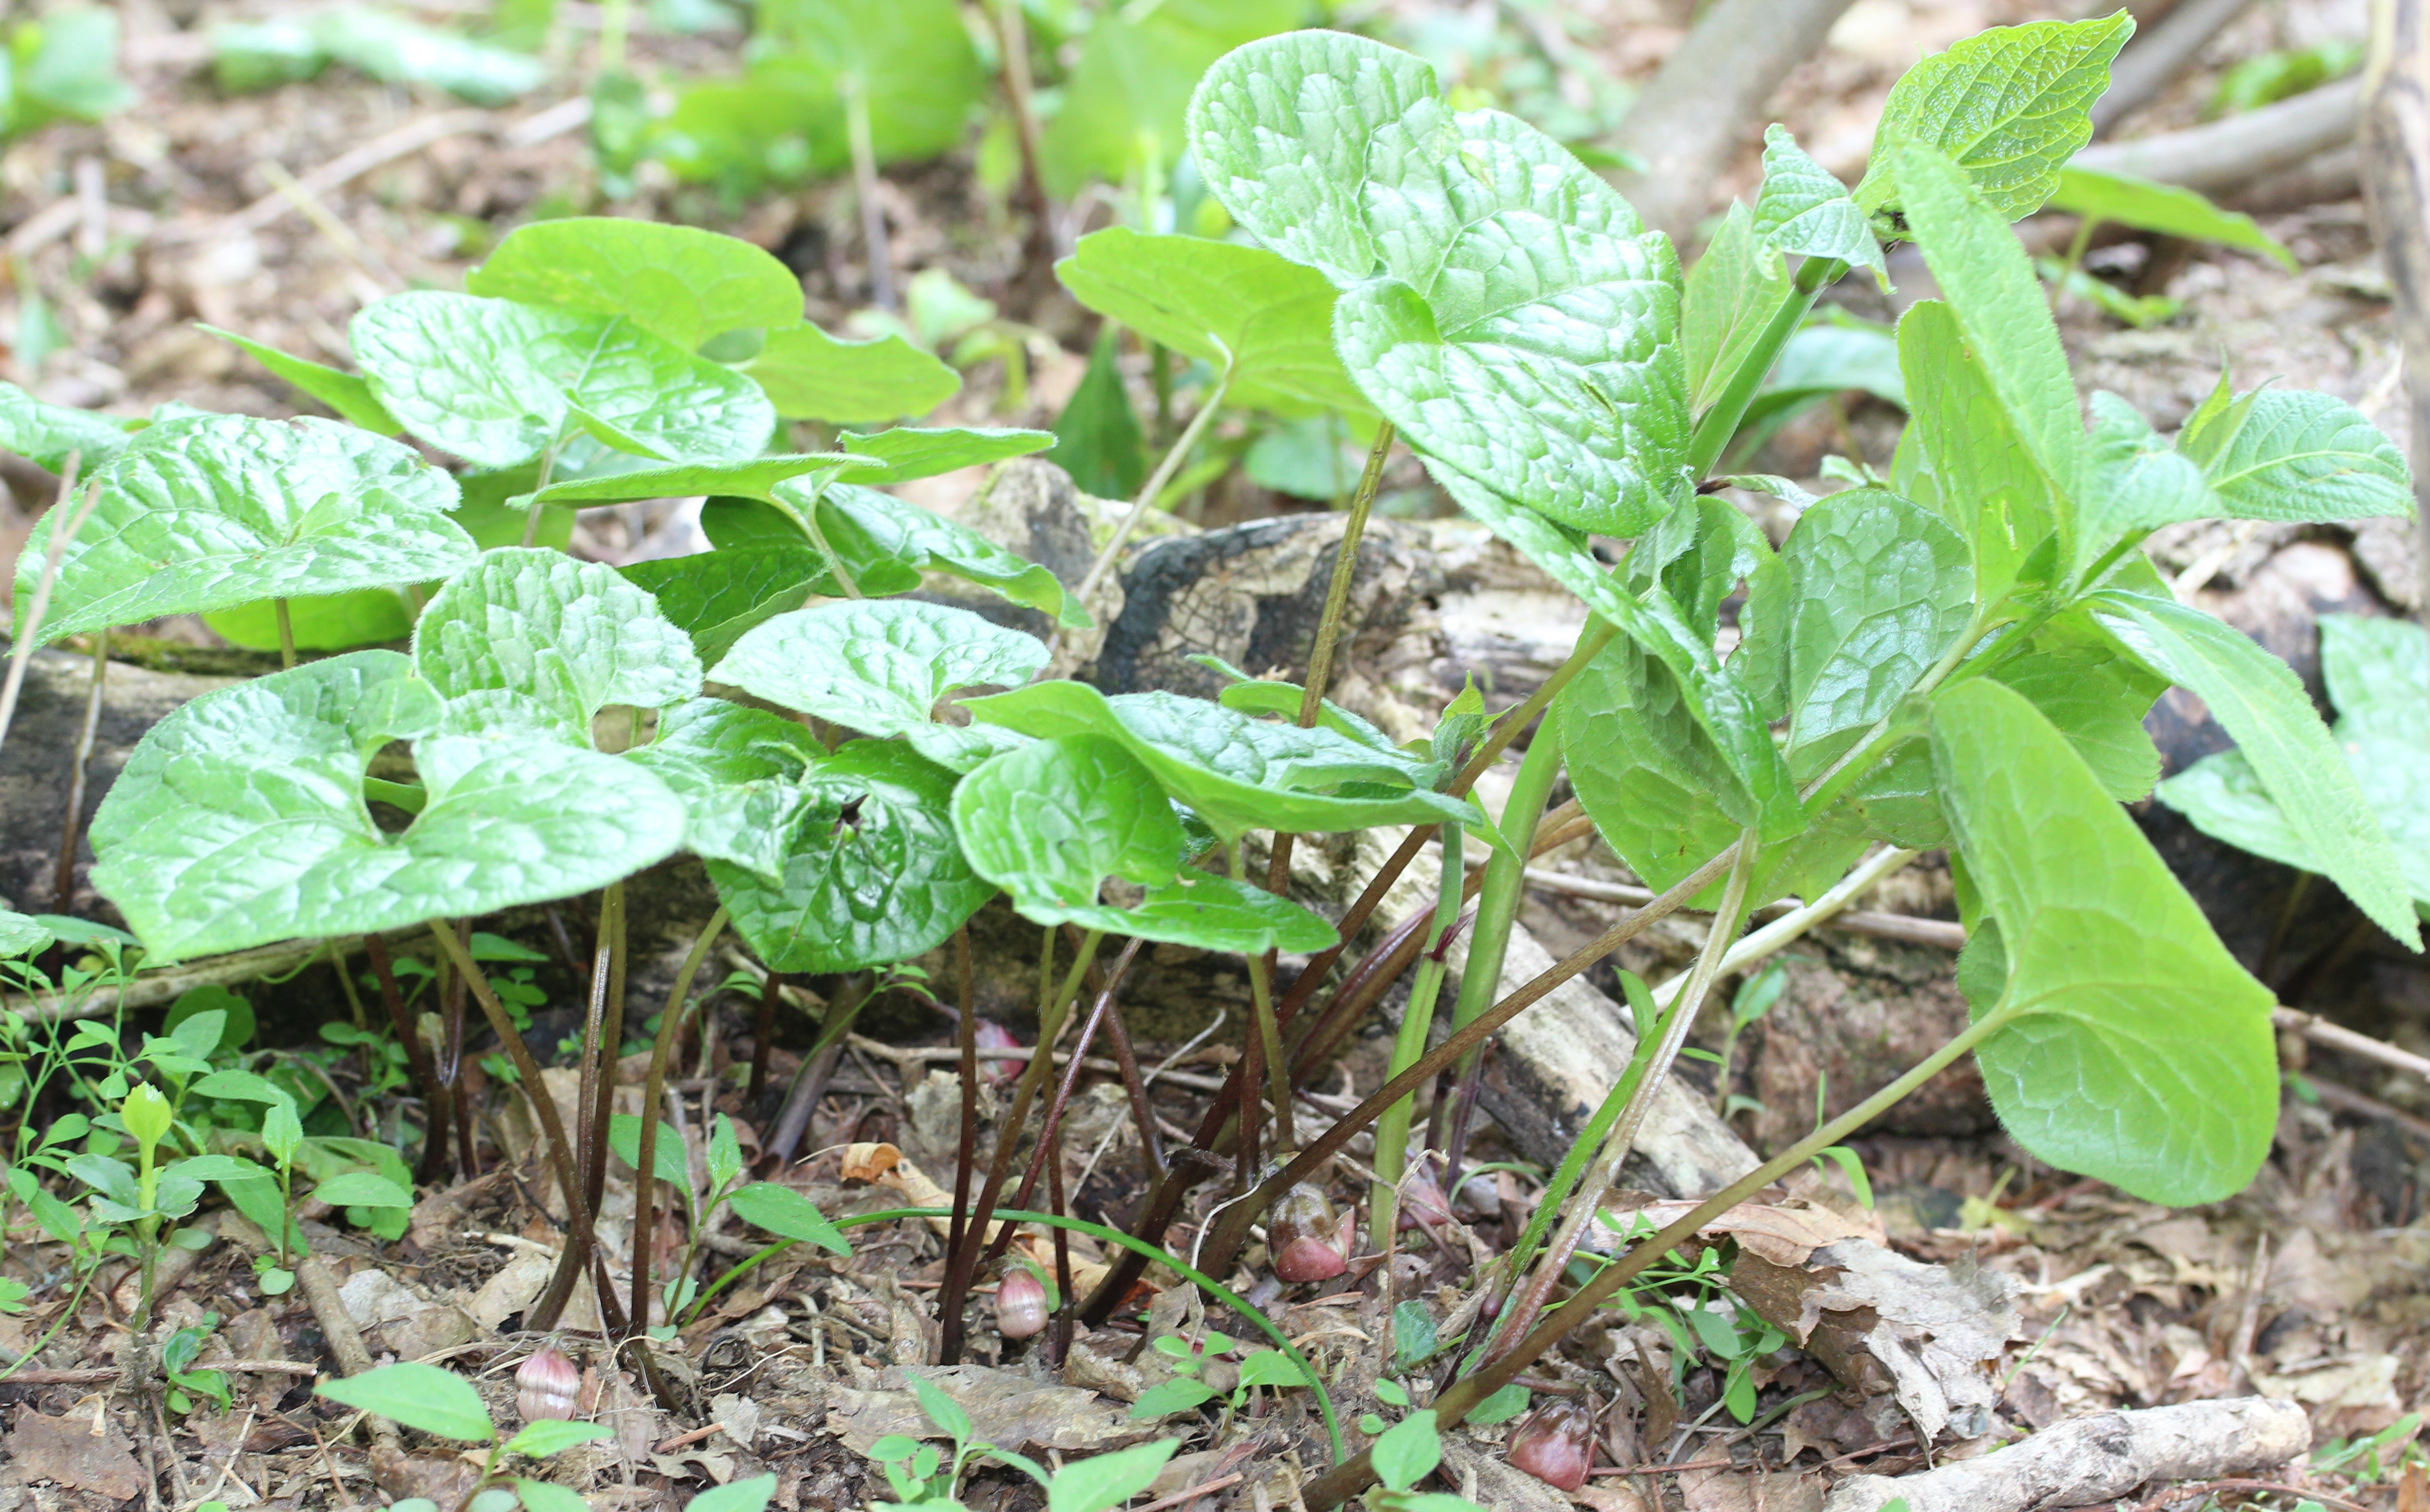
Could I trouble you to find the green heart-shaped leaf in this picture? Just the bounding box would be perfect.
[625,698,824,878]
[742,323,960,423]
[0,380,138,472]
[621,544,831,667]
[465,218,805,352]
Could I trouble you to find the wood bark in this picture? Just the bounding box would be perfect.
[2361,0,2430,621]
[2073,77,2363,191]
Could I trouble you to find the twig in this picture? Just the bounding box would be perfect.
[200,110,491,240]
[0,464,96,760]
[1134,1473,1246,1512]
[293,1253,401,1452]
[2094,0,2262,132]
[2073,78,2363,193]
[1593,1456,1737,1475]
[50,627,106,912]
[2136,1480,2373,1512]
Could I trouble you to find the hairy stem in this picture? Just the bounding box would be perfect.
[631,907,726,1335]
[1686,254,1846,477]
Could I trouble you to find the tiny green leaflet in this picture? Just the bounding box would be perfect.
[950,734,1336,953]
[10,414,476,645]
[712,599,1048,772]
[1750,125,1887,287]
[2044,166,2294,271]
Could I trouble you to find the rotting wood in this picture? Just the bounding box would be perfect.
[2361,0,2430,618]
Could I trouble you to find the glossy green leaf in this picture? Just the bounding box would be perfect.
[824,427,1057,486]
[2321,613,2429,745]
[349,292,775,469]
[1930,678,2276,1205]
[1751,126,1887,286]
[1892,143,2081,552]
[413,549,703,739]
[1190,31,1691,535]
[1894,301,2054,608]
[726,1181,850,1253]
[963,679,1479,843]
[0,911,53,959]
[205,591,414,654]
[741,324,959,423]
[1683,205,1794,418]
[503,1421,613,1459]
[465,219,802,352]
[11,414,474,645]
[624,698,823,877]
[315,1362,495,1442]
[310,1170,413,1209]
[533,454,859,508]
[2091,589,2419,946]
[0,381,136,472]
[605,1115,691,1185]
[89,653,686,963]
[2047,166,2294,269]
[200,327,402,434]
[2176,387,2413,524]
[1055,227,1370,416]
[1985,609,2166,802]
[619,545,829,667]
[1048,1440,1183,1512]
[1778,487,1971,768]
[1854,12,2134,220]
[712,600,1047,773]
[819,483,1089,630]
[710,740,990,974]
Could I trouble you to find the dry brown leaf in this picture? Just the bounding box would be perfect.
[1614,1197,1879,1268]
[825,1364,1163,1456]
[4,1407,146,1502]
[842,1142,903,1183]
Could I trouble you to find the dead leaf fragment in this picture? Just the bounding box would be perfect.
[825,1364,1160,1456]
[4,1408,147,1501]
[841,1142,902,1183]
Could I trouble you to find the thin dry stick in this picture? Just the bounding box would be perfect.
[0,460,94,760]
[631,908,727,1335]
[1057,373,1236,649]
[50,627,106,912]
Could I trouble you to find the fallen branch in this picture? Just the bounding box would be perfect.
[0,926,430,1021]
[2071,78,2362,193]
[2360,0,2430,613]
[2094,0,2262,132]
[1820,1397,2313,1512]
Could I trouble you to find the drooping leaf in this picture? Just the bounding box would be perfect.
[349,291,776,469]
[1055,227,1371,416]
[712,600,1048,773]
[2091,589,2419,946]
[741,323,960,423]
[1894,300,2057,608]
[1051,327,1149,500]
[1189,30,1691,535]
[315,1362,495,1442]
[819,483,1090,630]
[2046,166,2294,269]
[88,653,686,963]
[1778,487,1972,770]
[1682,205,1794,419]
[1751,125,1887,286]
[726,1182,850,1253]
[619,545,829,666]
[0,381,137,472]
[2175,387,2413,524]
[10,414,475,645]
[624,698,824,878]
[1930,678,2276,1205]
[709,740,991,973]
[199,327,402,434]
[413,549,702,739]
[1854,12,2135,221]
[464,218,804,352]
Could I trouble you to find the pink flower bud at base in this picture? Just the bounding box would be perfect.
[995,1267,1048,1340]
[516,1346,579,1422]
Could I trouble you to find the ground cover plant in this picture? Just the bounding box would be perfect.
[0,3,2421,1509]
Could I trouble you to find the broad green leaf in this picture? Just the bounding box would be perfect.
[1985,609,2166,802]
[2047,167,2294,269]
[2176,388,2412,524]
[1432,468,1803,841]
[0,911,53,958]
[619,545,829,667]
[821,426,1057,486]
[503,1421,613,1459]
[686,1474,777,1512]
[1051,327,1148,500]
[709,740,991,973]
[205,591,415,654]
[413,549,703,739]
[1047,1440,1182,1512]
[2091,590,2419,946]
[0,381,136,471]
[2321,613,2430,745]
[1751,126,1887,286]
[1779,488,1972,768]
[605,1114,691,1185]
[623,698,824,877]
[725,1181,850,1254]
[11,415,475,645]
[349,292,775,469]
[533,453,860,508]
[89,652,685,963]
[1891,143,2080,551]
[962,680,1480,844]
[713,600,1047,773]
[2076,391,2215,555]
[819,483,1089,630]
[741,324,959,423]
[315,1362,495,1442]
[1036,2,1306,198]
[2165,736,2430,909]
[1190,31,1690,535]
[1055,227,1371,416]
[1930,679,2276,1205]
[310,1170,413,1209]
[464,219,803,352]
[517,1482,592,1512]
[1895,300,2056,607]
[1372,1410,1443,1494]
[1683,205,1793,418]
[199,327,402,433]
[1854,12,2134,220]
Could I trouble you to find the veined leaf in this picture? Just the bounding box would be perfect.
[1985,609,2166,802]
[1931,678,2276,1206]
[315,1362,494,1442]
[88,653,684,962]
[712,600,1048,773]
[200,327,403,434]
[2164,736,2430,909]
[1751,125,1887,286]
[465,218,804,352]
[725,1182,849,1253]
[710,740,990,974]
[2321,613,2430,745]
[741,324,959,423]
[1055,227,1371,416]
[0,381,138,472]
[10,414,474,646]
[2091,589,2419,947]
[0,911,54,959]
[1189,31,1691,535]
[1895,301,2055,607]
[822,426,1056,485]
[624,698,823,878]
[414,549,703,738]
[1854,12,2134,220]
[2076,391,2215,555]
[2176,387,2412,524]
[1682,205,1793,418]
[819,483,1089,631]
[535,453,860,508]
[349,291,776,469]
[2047,166,2294,270]
[620,544,831,666]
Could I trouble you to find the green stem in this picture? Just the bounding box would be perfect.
[1686,255,1846,478]
[598,0,630,75]
[518,432,569,550]
[273,601,295,671]
[1303,1007,2017,1509]
[1369,822,1461,1251]
[976,930,1102,1270]
[1063,373,1235,640]
[632,907,726,1335]
[1230,843,1293,1157]
[844,79,895,312]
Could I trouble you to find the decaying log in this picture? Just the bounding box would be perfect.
[2073,77,2363,192]
[2361,0,2430,614]
[1823,1397,2314,1512]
